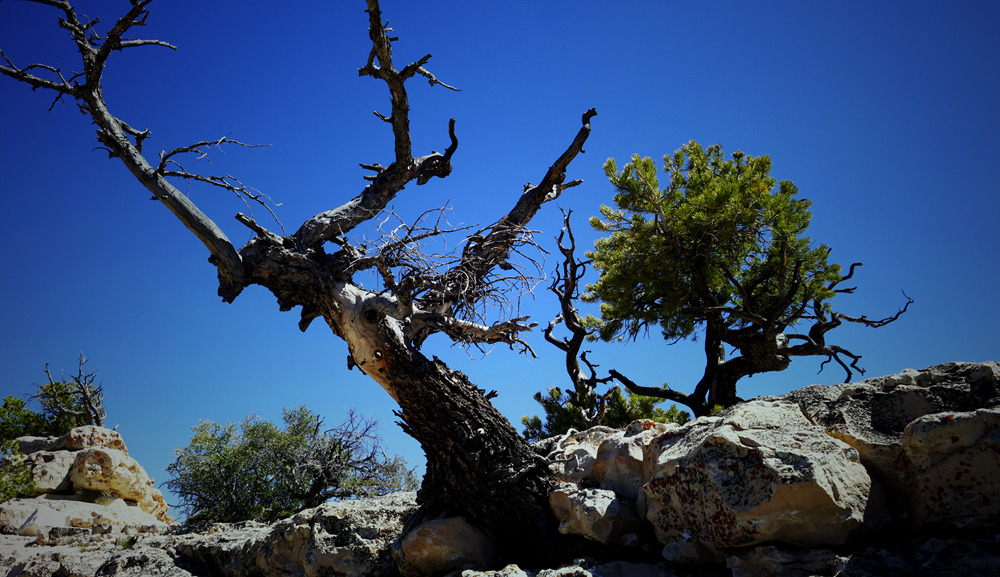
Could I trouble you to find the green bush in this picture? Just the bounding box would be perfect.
[166,406,418,523]
[0,439,35,503]
[521,387,688,442]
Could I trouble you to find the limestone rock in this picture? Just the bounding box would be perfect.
[15,435,66,455]
[95,548,201,577]
[393,515,500,577]
[548,485,644,547]
[24,450,76,493]
[727,545,848,577]
[2,495,168,537]
[541,427,619,483]
[777,361,1000,526]
[175,491,418,577]
[61,425,129,454]
[901,407,1000,528]
[642,400,873,562]
[593,420,678,505]
[0,536,114,577]
[447,559,679,577]
[70,447,171,522]
[14,503,67,537]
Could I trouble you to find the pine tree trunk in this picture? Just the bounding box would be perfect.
[390,352,556,557]
[328,288,558,562]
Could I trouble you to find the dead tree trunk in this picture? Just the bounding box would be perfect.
[1,0,595,560]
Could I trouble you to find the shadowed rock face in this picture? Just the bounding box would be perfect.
[173,492,420,577]
[772,361,1000,526]
[0,492,420,577]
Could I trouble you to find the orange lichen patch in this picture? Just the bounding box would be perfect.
[60,426,128,454]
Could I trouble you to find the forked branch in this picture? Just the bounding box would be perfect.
[35,353,106,428]
[294,2,461,249]
[157,136,282,232]
[0,0,250,299]
[439,110,597,314]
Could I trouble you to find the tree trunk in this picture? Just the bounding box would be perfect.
[329,288,557,561]
[393,353,556,557]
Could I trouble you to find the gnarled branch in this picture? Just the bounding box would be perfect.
[1,0,250,300]
[294,3,460,248]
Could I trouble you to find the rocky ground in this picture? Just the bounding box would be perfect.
[2,361,999,576]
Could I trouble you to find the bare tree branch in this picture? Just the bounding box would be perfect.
[411,311,538,356]
[835,290,914,328]
[293,4,460,249]
[1,0,250,299]
[434,110,596,318]
[157,136,282,232]
[34,353,105,428]
[543,210,623,427]
[607,369,698,413]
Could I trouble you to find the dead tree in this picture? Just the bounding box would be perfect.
[543,210,618,429]
[1,0,595,560]
[35,353,106,429]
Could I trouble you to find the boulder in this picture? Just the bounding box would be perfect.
[95,548,201,577]
[61,426,129,454]
[542,427,619,483]
[15,435,65,455]
[174,491,419,577]
[23,450,76,493]
[393,516,500,577]
[2,494,167,539]
[446,559,678,577]
[593,420,678,505]
[901,407,1000,528]
[70,447,171,522]
[777,361,1000,526]
[548,485,644,547]
[642,400,873,562]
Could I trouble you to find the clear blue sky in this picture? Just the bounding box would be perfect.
[2,1,997,515]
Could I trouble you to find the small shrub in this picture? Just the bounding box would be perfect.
[0,440,34,503]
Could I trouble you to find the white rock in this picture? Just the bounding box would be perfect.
[642,400,872,562]
[902,408,1000,528]
[393,516,500,577]
[549,485,644,546]
[544,427,620,483]
[24,450,76,493]
[5,495,166,538]
[60,425,129,453]
[593,420,679,505]
[16,504,66,537]
[70,447,171,522]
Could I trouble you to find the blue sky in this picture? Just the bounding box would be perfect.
[1,1,998,515]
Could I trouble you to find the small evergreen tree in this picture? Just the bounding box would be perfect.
[521,387,688,442]
[0,440,35,503]
[585,141,910,416]
[0,396,50,442]
[1,354,106,442]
